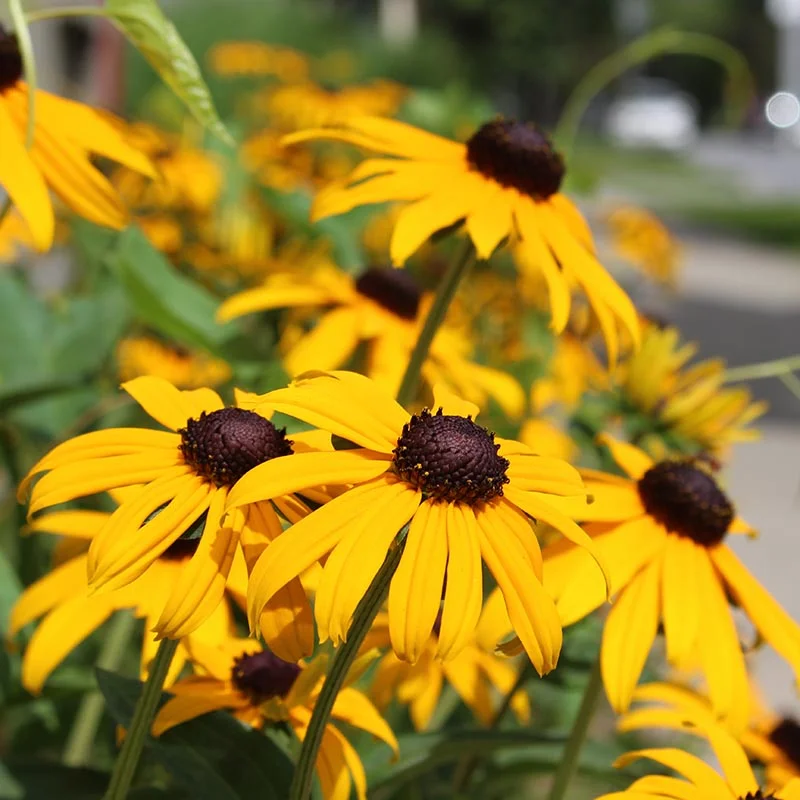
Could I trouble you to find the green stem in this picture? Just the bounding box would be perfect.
[24,6,109,23]
[9,0,37,148]
[104,637,178,800]
[289,532,408,800]
[545,656,603,800]
[452,661,534,792]
[725,355,800,383]
[64,612,138,767]
[396,240,475,408]
[553,27,755,159]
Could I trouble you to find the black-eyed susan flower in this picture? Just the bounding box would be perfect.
[597,712,800,800]
[364,590,530,730]
[8,494,242,693]
[621,682,800,793]
[153,637,398,800]
[605,204,682,287]
[283,116,640,361]
[541,436,800,729]
[217,263,525,416]
[116,336,232,390]
[0,26,154,251]
[18,376,325,659]
[226,370,610,674]
[617,322,767,456]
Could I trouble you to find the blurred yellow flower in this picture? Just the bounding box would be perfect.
[618,322,767,455]
[0,26,154,250]
[218,263,525,416]
[207,41,309,82]
[605,204,681,287]
[153,638,397,800]
[116,336,232,389]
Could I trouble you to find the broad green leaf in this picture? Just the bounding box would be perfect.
[104,0,232,144]
[106,226,239,354]
[0,761,109,799]
[96,669,293,800]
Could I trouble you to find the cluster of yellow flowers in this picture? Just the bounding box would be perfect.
[3,23,795,800]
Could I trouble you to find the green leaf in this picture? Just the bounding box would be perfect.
[106,226,239,354]
[96,669,293,800]
[0,761,110,800]
[104,0,232,144]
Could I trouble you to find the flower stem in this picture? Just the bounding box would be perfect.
[104,637,179,800]
[64,612,138,767]
[452,661,534,791]
[396,240,475,408]
[8,0,38,148]
[289,532,408,800]
[545,655,603,800]
[553,27,754,159]
[725,355,800,383]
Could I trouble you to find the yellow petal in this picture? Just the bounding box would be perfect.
[431,383,480,419]
[465,184,513,259]
[661,536,702,665]
[597,435,654,481]
[152,683,244,736]
[388,499,448,664]
[26,509,110,539]
[330,687,399,754]
[260,577,315,663]
[217,282,332,322]
[122,376,223,431]
[601,562,661,713]
[613,748,730,795]
[284,308,361,376]
[0,97,53,250]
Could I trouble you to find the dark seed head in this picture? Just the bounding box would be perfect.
[231,650,301,703]
[768,718,800,770]
[466,119,565,200]
[0,26,22,92]
[741,793,777,800]
[179,407,293,487]
[637,460,734,546]
[393,408,509,505]
[354,266,421,321]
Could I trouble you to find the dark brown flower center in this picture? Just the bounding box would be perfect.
[179,407,293,487]
[231,650,301,703]
[768,718,800,769]
[393,408,509,504]
[354,266,421,321]
[0,26,22,91]
[466,119,565,200]
[741,793,777,800]
[637,460,734,546]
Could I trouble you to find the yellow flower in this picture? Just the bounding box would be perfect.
[518,418,577,462]
[17,376,326,658]
[541,436,800,729]
[621,682,800,793]
[241,128,315,191]
[284,116,639,362]
[597,711,800,800]
[364,590,530,730]
[605,204,681,287]
[218,263,524,415]
[533,334,607,413]
[226,370,610,673]
[618,322,767,454]
[116,336,232,389]
[0,26,154,251]
[8,493,242,694]
[113,122,223,215]
[153,637,397,800]
[207,41,310,82]
[263,80,407,132]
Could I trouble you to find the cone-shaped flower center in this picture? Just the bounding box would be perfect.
[769,717,800,769]
[231,650,301,703]
[354,266,421,321]
[0,26,22,91]
[466,119,565,200]
[637,460,733,546]
[179,408,293,487]
[393,408,509,504]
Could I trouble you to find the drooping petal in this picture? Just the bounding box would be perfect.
[330,687,399,754]
[26,509,112,539]
[613,748,731,795]
[152,683,245,736]
[316,480,421,644]
[388,499,448,664]
[260,577,315,663]
[437,502,483,660]
[597,435,654,481]
[601,562,661,713]
[661,535,703,665]
[154,490,236,639]
[465,183,513,259]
